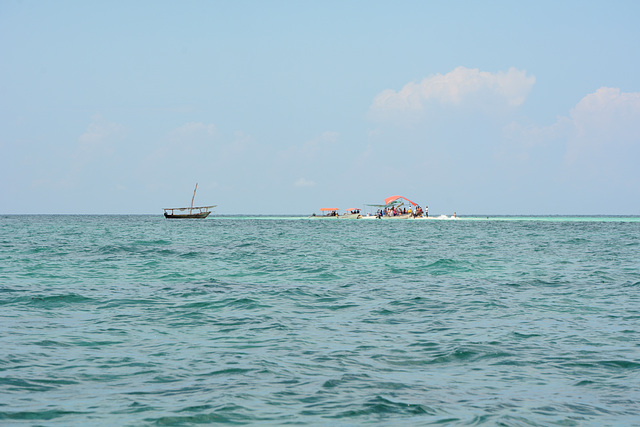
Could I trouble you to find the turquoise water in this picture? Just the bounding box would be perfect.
[1,215,639,425]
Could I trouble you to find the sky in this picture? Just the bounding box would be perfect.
[1,1,639,215]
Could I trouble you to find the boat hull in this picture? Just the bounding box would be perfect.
[339,213,362,219]
[381,214,415,219]
[164,211,211,219]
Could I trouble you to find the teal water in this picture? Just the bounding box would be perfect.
[1,215,639,425]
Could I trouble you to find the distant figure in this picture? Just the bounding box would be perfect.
[454,212,457,218]
[426,206,429,217]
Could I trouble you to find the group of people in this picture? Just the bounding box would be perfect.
[314,204,437,219]
[375,205,429,218]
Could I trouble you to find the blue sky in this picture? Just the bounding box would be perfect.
[2,1,639,215]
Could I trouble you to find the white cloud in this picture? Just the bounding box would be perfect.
[501,87,640,188]
[141,122,220,182]
[220,131,250,160]
[278,131,339,162]
[168,122,216,139]
[501,117,570,154]
[294,177,316,188]
[504,87,640,156]
[72,115,125,179]
[370,66,535,119]
[566,87,640,163]
[78,114,123,155]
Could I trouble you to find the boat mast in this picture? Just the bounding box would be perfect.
[190,183,198,214]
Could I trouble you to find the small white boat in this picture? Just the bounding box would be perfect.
[339,208,362,219]
[310,208,339,218]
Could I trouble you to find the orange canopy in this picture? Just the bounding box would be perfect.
[384,195,417,206]
[320,208,338,211]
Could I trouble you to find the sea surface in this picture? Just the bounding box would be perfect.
[1,215,639,426]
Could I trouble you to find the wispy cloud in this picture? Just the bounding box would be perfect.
[506,87,640,163]
[78,114,124,157]
[168,122,216,139]
[141,122,220,185]
[278,131,339,162]
[70,115,126,185]
[294,177,315,188]
[502,87,640,186]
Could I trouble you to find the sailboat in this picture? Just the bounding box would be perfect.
[163,183,216,219]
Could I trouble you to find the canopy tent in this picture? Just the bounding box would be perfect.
[163,205,216,211]
[320,208,338,211]
[366,201,403,209]
[384,195,417,207]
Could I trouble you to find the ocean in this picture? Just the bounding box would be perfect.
[1,215,639,426]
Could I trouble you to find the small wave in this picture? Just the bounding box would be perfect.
[512,331,542,339]
[327,303,358,311]
[622,281,640,288]
[429,348,482,364]
[533,402,615,417]
[0,377,56,392]
[97,242,175,258]
[98,244,133,255]
[97,298,162,309]
[372,308,395,316]
[72,339,124,348]
[574,380,596,386]
[375,345,512,367]
[32,339,71,347]
[134,239,171,247]
[175,300,220,310]
[0,409,86,421]
[159,272,187,280]
[408,340,440,349]
[112,401,156,415]
[153,413,233,425]
[152,403,252,425]
[425,258,474,275]
[499,281,529,288]
[200,368,253,377]
[321,373,371,388]
[599,360,640,369]
[178,251,201,259]
[565,237,589,244]
[561,359,640,370]
[330,396,438,418]
[30,293,94,306]
[228,297,263,309]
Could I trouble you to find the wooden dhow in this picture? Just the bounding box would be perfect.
[163,183,216,219]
